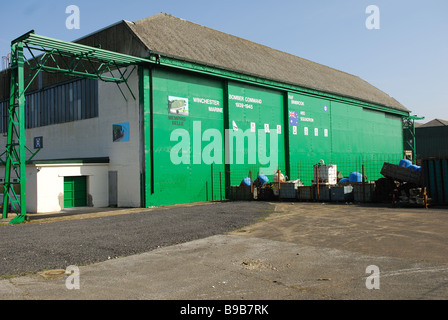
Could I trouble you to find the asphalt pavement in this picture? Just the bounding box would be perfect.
[0,201,447,303]
[0,201,274,277]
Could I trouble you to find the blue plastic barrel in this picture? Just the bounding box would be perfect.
[349,172,362,183]
[409,165,421,172]
[339,178,349,183]
[255,174,269,186]
[240,177,252,186]
[399,159,412,168]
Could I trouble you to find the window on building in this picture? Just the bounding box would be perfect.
[0,78,98,133]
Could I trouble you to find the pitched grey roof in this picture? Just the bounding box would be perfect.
[419,119,448,128]
[125,13,408,113]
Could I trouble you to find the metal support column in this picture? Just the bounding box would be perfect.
[2,42,28,223]
[403,117,415,160]
[403,115,424,162]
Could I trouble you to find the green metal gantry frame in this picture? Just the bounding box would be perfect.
[2,30,151,224]
[403,115,424,162]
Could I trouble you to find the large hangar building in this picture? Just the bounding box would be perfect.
[0,13,410,213]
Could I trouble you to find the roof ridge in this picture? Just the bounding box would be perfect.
[436,118,448,125]
[128,13,408,112]
[138,13,363,80]
[420,118,448,127]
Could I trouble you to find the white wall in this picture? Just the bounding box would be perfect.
[0,69,142,212]
[98,72,142,208]
[35,163,109,213]
[1,163,109,213]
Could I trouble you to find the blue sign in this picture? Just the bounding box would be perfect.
[113,122,130,142]
[34,136,43,149]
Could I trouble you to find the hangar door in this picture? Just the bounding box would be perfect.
[150,69,225,206]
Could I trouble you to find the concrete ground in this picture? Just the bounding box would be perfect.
[1,201,448,302]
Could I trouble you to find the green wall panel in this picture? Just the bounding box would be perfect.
[143,68,404,206]
[227,82,286,185]
[416,127,448,159]
[287,92,332,183]
[286,93,403,185]
[150,69,225,206]
[330,102,403,181]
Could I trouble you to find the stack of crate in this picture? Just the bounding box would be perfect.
[312,162,337,201]
[330,185,354,202]
[229,185,253,201]
[353,182,375,202]
[297,186,315,201]
[279,180,303,200]
[313,163,338,186]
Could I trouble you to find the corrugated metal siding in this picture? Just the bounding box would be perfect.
[423,159,448,205]
[416,126,448,159]
[144,67,404,206]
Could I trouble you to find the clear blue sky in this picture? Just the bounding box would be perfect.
[1,0,447,123]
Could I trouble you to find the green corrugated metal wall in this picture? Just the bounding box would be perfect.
[416,126,448,159]
[142,67,404,207]
[423,159,448,204]
[227,81,286,186]
[287,94,402,185]
[150,68,225,206]
[287,92,332,184]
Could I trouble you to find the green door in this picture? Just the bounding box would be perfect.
[64,176,87,208]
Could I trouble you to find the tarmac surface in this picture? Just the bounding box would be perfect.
[0,201,448,302]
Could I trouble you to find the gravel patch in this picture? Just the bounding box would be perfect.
[0,201,274,277]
